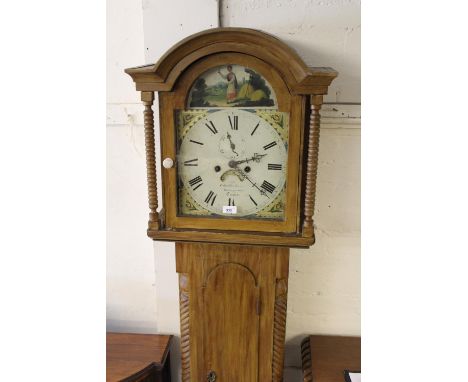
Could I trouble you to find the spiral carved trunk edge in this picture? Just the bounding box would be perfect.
[142,91,160,230]
[300,337,313,382]
[302,95,323,236]
[272,278,288,382]
[179,274,191,382]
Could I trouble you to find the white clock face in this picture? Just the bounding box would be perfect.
[177,109,288,218]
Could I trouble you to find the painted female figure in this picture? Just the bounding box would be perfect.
[217,65,238,103]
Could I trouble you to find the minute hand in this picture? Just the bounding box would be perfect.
[237,169,269,198]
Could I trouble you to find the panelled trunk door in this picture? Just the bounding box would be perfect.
[203,263,260,382]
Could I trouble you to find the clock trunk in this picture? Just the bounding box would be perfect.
[176,242,289,382]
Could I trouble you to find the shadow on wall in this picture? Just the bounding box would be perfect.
[106,318,158,334]
[284,334,309,369]
[283,334,318,381]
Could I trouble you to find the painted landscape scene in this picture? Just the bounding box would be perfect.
[188,64,277,108]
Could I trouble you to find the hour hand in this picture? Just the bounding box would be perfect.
[229,153,266,168]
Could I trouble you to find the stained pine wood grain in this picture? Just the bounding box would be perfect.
[176,243,289,382]
[159,52,302,235]
[147,227,314,248]
[301,335,361,382]
[125,28,337,94]
[106,333,172,382]
[125,27,338,246]
[203,263,260,381]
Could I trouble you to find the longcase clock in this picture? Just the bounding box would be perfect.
[125,28,337,382]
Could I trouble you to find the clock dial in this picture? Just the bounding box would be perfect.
[177,109,288,218]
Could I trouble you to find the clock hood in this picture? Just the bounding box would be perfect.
[125,27,337,95]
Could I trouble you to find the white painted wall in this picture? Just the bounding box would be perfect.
[107,0,360,380]
[107,1,219,380]
[106,0,158,333]
[285,106,360,378]
[221,0,361,103]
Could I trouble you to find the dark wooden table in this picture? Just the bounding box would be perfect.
[106,332,172,382]
[301,335,361,382]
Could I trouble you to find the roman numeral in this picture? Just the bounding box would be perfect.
[184,158,198,166]
[249,195,258,206]
[190,139,204,145]
[205,121,218,134]
[268,163,282,170]
[204,190,217,206]
[188,176,203,190]
[228,198,235,206]
[228,115,238,130]
[261,180,276,194]
[263,141,277,150]
[251,122,259,136]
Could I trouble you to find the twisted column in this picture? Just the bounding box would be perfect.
[302,95,323,237]
[179,274,191,382]
[141,91,160,230]
[272,279,288,381]
[301,337,313,382]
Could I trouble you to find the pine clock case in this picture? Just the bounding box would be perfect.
[125,28,338,382]
[125,28,337,248]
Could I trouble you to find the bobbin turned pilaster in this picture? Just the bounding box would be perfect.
[302,94,323,237]
[141,91,160,230]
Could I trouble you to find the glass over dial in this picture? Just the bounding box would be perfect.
[177,109,288,218]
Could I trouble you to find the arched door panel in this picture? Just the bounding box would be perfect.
[203,263,260,382]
